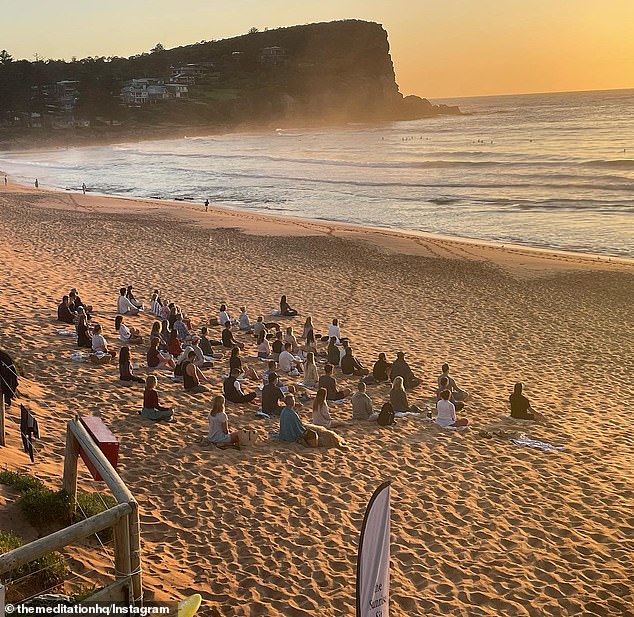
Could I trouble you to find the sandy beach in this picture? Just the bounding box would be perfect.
[0,183,632,616]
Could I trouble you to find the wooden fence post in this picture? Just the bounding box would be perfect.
[0,392,5,447]
[62,423,80,506]
[128,501,143,605]
[113,514,131,585]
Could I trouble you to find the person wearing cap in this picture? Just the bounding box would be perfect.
[261,372,285,415]
[389,351,421,389]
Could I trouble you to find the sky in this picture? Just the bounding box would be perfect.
[2,0,634,98]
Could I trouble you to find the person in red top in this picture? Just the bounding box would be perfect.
[167,328,183,357]
[141,375,174,421]
[147,337,176,370]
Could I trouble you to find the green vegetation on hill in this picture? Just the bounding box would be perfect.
[0,19,459,143]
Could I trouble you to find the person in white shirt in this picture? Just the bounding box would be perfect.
[256,330,272,360]
[115,315,142,344]
[435,389,469,428]
[208,396,240,444]
[117,287,140,315]
[218,304,238,328]
[302,352,319,388]
[90,324,117,364]
[238,307,254,332]
[311,387,349,428]
[327,318,341,343]
[278,342,303,375]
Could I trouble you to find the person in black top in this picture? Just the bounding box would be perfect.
[69,288,93,314]
[509,383,545,421]
[76,308,92,348]
[372,353,392,383]
[261,373,285,415]
[326,337,340,367]
[182,351,209,393]
[223,368,257,404]
[280,295,298,317]
[271,331,284,360]
[389,352,420,389]
[57,295,76,324]
[229,346,259,380]
[200,326,222,355]
[221,322,244,349]
[318,364,352,401]
[119,346,145,384]
[341,346,369,377]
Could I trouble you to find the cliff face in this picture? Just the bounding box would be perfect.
[0,19,458,137]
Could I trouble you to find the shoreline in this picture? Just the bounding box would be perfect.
[2,181,632,277]
[0,180,632,615]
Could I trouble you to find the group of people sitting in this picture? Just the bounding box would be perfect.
[56,287,545,444]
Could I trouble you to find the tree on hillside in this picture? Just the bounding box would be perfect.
[0,50,13,65]
[248,27,259,34]
[151,43,165,54]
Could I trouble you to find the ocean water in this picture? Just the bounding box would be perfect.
[1,88,633,258]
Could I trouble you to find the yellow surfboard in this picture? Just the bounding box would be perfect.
[178,594,202,617]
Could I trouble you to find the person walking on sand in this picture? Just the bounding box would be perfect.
[34,178,39,188]
[204,199,209,212]
[82,182,87,194]
[4,176,7,186]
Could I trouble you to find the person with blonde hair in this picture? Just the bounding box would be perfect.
[389,376,419,413]
[208,395,240,444]
[312,387,350,429]
[141,375,174,421]
[302,352,319,388]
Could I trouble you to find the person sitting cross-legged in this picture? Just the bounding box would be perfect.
[340,346,369,377]
[221,321,244,350]
[279,342,304,376]
[208,395,240,445]
[261,372,286,415]
[223,367,257,404]
[141,375,174,421]
[117,287,140,316]
[435,388,469,429]
[182,350,210,394]
[352,381,378,421]
[318,363,352,401]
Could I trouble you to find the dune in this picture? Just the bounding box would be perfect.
[0,183,632,616]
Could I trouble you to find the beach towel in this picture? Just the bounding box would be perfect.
[511,433,565,452]
[70,352,89,362]
[57,330,76,337]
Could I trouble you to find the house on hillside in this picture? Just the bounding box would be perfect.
[121,79,188,106]
[259,46,288,66]
[169,63,214,85]
[55,81,80,113]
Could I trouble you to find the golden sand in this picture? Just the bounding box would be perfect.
[0,185,632,616]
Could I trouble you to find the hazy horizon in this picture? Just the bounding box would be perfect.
[3,1,633,99]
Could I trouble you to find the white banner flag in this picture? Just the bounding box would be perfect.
[356,481,391,617]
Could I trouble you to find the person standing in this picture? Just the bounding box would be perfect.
[204,198,209,212]
[82,182,87,194]
[34,178,39,188]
